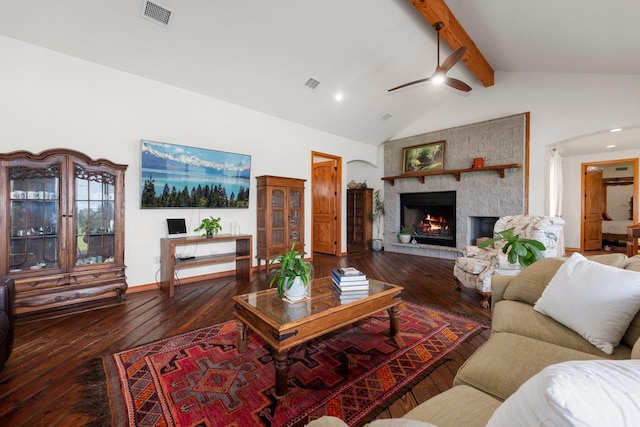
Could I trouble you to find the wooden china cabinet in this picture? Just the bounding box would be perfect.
[0,149,127,315]
[347,188,373,252]
[256,175,305,272]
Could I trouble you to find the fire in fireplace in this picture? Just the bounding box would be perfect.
[400,191,456,247]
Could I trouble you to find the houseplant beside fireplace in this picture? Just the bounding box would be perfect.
[398,224,416,244]
[368,189,385,251]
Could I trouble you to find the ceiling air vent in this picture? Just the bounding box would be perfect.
[304,78,320,90]
[141,1,173,27]
[381,113,392,121]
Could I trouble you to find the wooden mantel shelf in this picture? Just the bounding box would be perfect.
[381,163,523,186]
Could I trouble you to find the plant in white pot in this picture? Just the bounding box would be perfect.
[398,224,416,244]
[269,243,313,301]
[368,189,385,251]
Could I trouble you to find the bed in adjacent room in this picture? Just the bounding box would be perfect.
[602,219,633,242]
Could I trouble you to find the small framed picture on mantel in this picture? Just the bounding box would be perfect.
[402,140,445,174]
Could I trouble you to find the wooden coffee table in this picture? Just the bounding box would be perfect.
[232,276,403,395]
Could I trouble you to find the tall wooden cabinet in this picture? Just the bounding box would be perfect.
[256,175,305,271]
[347,188,373,252]
[0,149,127,315]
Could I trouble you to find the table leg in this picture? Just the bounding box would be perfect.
[274,351,290,396]
[237,320,248,353]
[388,305,399,337]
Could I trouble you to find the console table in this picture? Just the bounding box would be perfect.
[160,234,252,297]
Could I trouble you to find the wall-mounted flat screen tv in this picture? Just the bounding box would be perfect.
[140,140,251,208]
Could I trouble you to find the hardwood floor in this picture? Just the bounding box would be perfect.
[0,251,491,426]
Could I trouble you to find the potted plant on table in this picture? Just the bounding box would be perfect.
[368,189,385,251]
[194,216,222,237]
[398,224,416,244]
[269,242,313,301]
[478,227,546,267]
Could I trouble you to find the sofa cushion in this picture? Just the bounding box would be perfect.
[305,417,438,427]
[586,252,632,268]
[501,257,565,305]
[626,255,640,272]
[402,385,500,427]
[501,253,630,306]
[305,416,439,427]
[493,300,632,359]
[486,359,640,427]
[625,257,640,347]
[368,420,438,427]
[454,332,603,400]
[534,252,640,355]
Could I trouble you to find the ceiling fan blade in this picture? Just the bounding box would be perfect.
[444,77,472,92]
[439,46,467,73]
[388,77,431,92]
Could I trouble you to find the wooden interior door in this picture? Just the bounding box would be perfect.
[312,157,338,255]
[583,165,604,250]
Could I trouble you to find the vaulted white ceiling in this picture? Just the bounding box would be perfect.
[1,0,639,152]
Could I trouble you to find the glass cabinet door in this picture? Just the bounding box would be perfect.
[270,188,285,246]
[8,162,61,271]
[74,164,116,266]
[288,188,302,244]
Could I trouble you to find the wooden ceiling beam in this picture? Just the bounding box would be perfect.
[409,0,494,87]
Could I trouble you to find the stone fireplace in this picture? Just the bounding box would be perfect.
[382,114,528,259]
[400,191,456,247]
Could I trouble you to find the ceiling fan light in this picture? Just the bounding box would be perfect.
[432,74,445,85]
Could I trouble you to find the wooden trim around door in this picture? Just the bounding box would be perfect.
[311,151,343,256]
[580,158,638,252]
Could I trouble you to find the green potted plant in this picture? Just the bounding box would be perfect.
[368,189,385,251]
[194,216,222,237]
[269,242,313,300]
[478,227,546,267]
[398,224,416,243]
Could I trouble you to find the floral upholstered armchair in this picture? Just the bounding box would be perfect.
[453,215,565,308]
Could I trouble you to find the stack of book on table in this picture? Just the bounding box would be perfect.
[331,267,369,302]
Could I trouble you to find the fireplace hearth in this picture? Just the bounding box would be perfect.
[400,191,456,247]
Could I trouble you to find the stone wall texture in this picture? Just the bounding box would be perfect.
[383,113,527,258]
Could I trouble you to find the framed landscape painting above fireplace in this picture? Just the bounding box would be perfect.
[402,141,445,173]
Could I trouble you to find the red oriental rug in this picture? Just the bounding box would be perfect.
[90,302,487,426]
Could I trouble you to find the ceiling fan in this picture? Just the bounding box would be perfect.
[388,21,471,93]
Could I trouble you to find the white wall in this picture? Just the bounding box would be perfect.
[0,36,379,288]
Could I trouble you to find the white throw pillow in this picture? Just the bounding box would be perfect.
[487,360,640,427]
[534,252,640,354]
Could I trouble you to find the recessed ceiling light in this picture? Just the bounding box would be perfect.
[335,93,343,102]
[606,144,616,148]
[609,128,622,133]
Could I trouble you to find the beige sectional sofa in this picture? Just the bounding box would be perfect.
[309,253,640,427]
